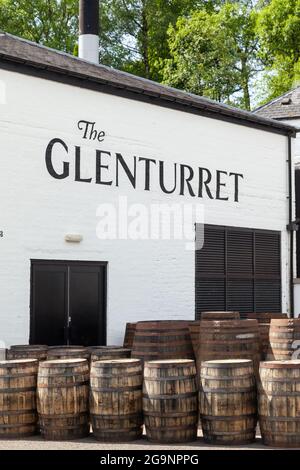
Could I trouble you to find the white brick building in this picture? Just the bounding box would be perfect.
[0,33,297,347]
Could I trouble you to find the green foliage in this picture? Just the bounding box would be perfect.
[162,2,261,109]
[0,0,299,108]
[257,0,300,102]
[0,0,78,54]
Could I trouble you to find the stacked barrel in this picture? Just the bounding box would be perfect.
[246,313,288,360]
[131,321,194,363]
[267,318,300,360]
[198,319,260,374]
[2,311,300,448]
[123,323,137,349]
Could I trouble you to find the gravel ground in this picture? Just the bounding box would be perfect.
[0,433,278,451]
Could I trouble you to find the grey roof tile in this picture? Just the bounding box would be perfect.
[0,32,298,136]
[255,87,300,120]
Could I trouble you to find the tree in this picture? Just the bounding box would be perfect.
[256,0,300,103]
[0,0,78,54]
[162,2,261,109]
[99,0,201,80]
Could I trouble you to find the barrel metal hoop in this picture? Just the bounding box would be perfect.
[38,373,89,378]
[0,422,36,429]
[201,414,257,421]
[144,424,197,431]
[260,416,300,422]
[38,380,89,389]
[144,375,196,382]
[91,414,142,421]
[202,429,255,436]
[143,392,197,400]
[93,427,142,434]
[0,410,36,416]
[0,387,36,393]
[259,391,300,396]
[201,387,255,393]
[200,374,254,381]
[91,372,141,378]
[39,411,88,419]
[143,410,197,418]
[91,385,141,392]
[0,373,37,379]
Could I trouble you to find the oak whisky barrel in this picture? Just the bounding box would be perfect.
[246,313,288,322]
[0,359,38,438]
[189,321,200,357]
[198,320,260,372]
[258,323,271,360]
[267,319,300,360]
[37,359,89,440]
[131,321,194,363]
[143,359,198,443]
[7,345,48,361]
[199,359,257,445]
[258,360,300,447]
[90,346,131,363]
[90,359,143,442]
[47,347,90,361]
[123,323,137,349]
[201,312,240,320]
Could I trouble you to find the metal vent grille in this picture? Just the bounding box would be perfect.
[195,225,281,319]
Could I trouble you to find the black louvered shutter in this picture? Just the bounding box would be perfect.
[195,225,281,319]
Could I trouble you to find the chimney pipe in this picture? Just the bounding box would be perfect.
[79,0,99,64]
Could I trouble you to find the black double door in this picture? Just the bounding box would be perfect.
[30,260,107,346]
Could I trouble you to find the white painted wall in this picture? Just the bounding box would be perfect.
[0,69,291,346]
[290,118,300,166]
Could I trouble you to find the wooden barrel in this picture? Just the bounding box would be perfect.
[131,321,194,363]
[90,346,131,363]
[10,344,47,350]
[37,359,89,440]
[267,319,300,360]
[189,321,200,357]
[199,359,257,445]
[0,359,38,438]
[48,345,84,349]
[201,312,240,320]
[7,345,48,361]
[246,313,288,322]
[259,323,270,360]
[123,323,137,349]
[258,360,300,447]
[90,359,143,442]
[47,347,90,361]
[198,320,260,372]
[143,359,198,443]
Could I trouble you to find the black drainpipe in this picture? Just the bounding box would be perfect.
[288,134,294,317]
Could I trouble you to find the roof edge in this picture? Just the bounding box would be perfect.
[0,32,298,138]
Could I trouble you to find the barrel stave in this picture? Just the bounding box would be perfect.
[123,323,137,349]
[199,360,257,445]
[267,319,300,360]
[143,360,198,443]
[258,361,300,447]
[37,359,89,440]
[0,359,38,438]
[132,321,194,363]
[90,359,143,442]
